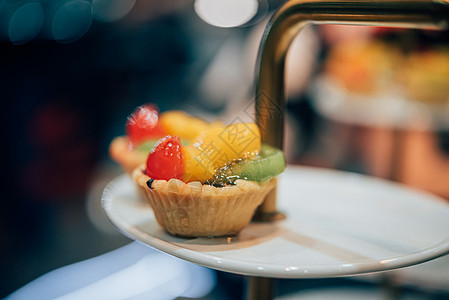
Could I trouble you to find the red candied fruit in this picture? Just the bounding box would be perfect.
[126,104,166,145]
[145,136,184,181]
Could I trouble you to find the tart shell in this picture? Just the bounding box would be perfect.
[132,165,276,237]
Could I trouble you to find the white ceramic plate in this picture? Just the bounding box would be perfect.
[101,166,449,278]
[312,76,449,130]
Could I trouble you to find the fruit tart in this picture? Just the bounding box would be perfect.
[324,29,449,104]
[132,122,286,237]
[109,104,221,174]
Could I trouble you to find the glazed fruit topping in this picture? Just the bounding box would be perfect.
[145,136,184,180]
[182,123,261,183]
[160,111,210,140]
[208,144,285,186]
[141,121,285,185]
[126,104,166,145]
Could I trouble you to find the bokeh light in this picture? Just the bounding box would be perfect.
[194,0,259,28]
[51,0,92,43]
[92,0,136,23]
[8,2,44,45]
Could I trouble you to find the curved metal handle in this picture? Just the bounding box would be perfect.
[254,0,449,218]
[256,0,449,149]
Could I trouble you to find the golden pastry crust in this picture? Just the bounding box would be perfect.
[132,165,276,237]
[109,136,147,174]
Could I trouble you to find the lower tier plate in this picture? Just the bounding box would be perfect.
[101,166,449,278]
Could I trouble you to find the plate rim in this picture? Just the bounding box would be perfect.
[101,166,449,278]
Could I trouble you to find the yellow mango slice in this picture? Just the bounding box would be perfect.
[160,111,223,140]
[217,123,261,160]
[182,123,261,182]
[182,146,216,183]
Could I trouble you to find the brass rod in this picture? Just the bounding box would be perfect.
[249,2,449,300]
[246,276,276,300]
[256,0,449,149]
[253,0,449,219]
[250,1,448,299]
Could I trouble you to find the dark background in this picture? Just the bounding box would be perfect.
[1,3,228,296]
[2,1,449,299]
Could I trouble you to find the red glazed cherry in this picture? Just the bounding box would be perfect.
[126,104,166,145]
[145,136,184,180]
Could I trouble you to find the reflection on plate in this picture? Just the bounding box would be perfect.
[101,166,449,278]
[312,76,449,130]
[360,253,449,292]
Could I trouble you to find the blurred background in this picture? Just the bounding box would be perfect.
[2,0,449,299]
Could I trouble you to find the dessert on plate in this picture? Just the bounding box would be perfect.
[323,29,449,104]
[114,104,285,237]
[109,104,221,174]
[324,38,401,95]
[399,46,449,103]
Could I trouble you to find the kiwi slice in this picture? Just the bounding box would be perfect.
[136,138,190,152]
[209,144,285,185]
[136,140,158,152]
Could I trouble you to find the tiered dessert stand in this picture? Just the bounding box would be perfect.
[102,1,449,299]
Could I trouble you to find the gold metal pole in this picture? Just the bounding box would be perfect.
[246,277,276,300]
[254,0,449,220]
